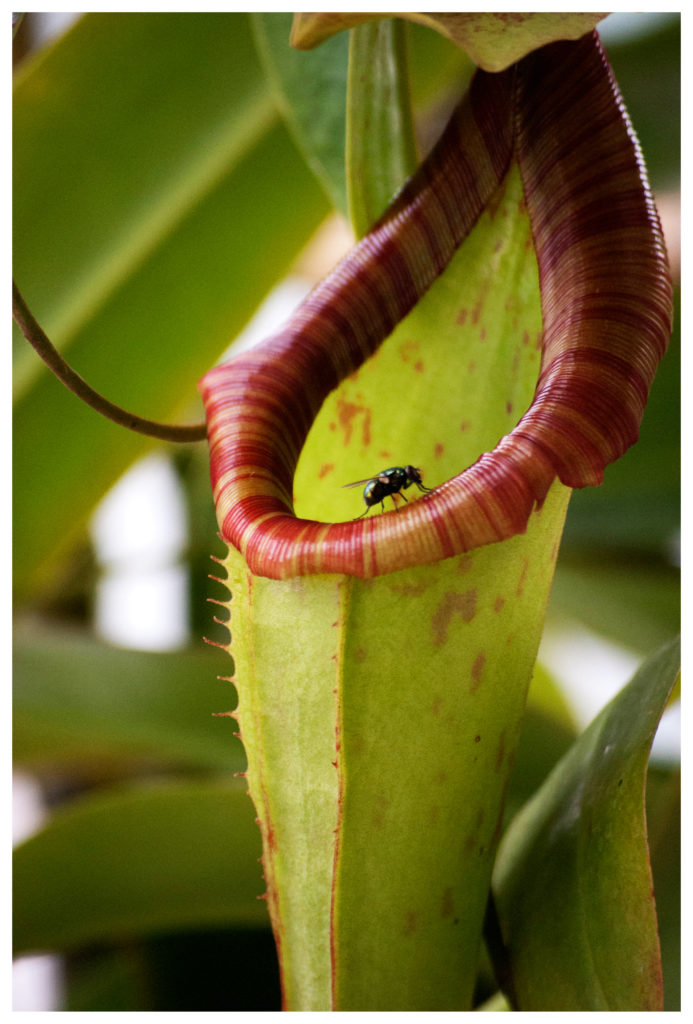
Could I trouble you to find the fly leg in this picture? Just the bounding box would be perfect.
[391,492,408,512]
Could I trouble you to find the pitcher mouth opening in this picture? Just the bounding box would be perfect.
[199,33,672,581]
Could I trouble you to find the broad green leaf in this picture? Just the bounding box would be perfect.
[251,11,350,216]
[13,779,266,955]
[291,13,607,71]
[13,627,243,775]
[13,12,329,603]
[346,19,418,236]
[492,635,680,1010]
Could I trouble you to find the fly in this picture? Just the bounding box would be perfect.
[343,465,431,519]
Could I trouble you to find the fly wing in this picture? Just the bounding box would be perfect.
[342,477,375,489]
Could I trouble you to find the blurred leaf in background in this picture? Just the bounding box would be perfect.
[12,12,330,603]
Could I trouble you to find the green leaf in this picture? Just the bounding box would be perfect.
[251,11,350,216]
[13,779,266,955]
[346,19,418,236]
[13,12,329,603]
[13,627,244,775]
[492,635,680,1010]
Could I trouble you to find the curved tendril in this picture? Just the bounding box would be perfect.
[13,279,207,443]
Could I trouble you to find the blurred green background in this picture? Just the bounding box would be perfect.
[13,12,679,1011]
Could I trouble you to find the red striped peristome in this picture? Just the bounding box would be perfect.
[199,32,673,580]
